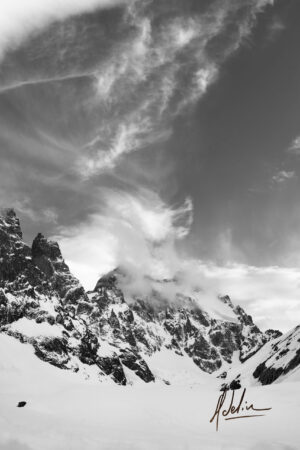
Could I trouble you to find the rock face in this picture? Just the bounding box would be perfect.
[253,325,300,385]
[215,324,298,390]
[0,209,294,386]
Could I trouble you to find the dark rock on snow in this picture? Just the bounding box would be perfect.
[17,401,26,407]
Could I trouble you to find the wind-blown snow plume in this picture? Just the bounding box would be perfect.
[58,189,193,290]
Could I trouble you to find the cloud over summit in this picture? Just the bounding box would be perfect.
[58,188,193,290]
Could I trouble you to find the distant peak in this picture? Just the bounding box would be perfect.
[265,329,283,340]
[94,267,128,291]
[219,295,233,308]
[0,208,22,239]
[1,207,17,218]
[32,233,62,260]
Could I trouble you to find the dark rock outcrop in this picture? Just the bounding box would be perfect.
[17,401,27,408]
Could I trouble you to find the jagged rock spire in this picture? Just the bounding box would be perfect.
[0,208,22,239]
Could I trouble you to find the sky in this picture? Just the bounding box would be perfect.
[0,0,300,331]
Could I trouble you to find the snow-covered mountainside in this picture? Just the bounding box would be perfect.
[2,331,300,450]
[222,325,300,389]
[2,208,299,387]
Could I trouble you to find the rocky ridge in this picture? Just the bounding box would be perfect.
[0,208,292,386]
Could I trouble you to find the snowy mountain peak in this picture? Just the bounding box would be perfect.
[0,210,298,387]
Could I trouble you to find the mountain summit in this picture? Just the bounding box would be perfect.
[2,209,298,387]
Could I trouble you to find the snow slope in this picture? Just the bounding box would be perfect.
[223,325,300,389]
[9,317,63,338]
[0,334,299,450]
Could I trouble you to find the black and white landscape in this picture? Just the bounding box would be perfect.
[0,209,300,448]
[0,1,300,449]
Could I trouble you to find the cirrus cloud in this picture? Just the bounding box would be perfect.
[272,170,296,184]
[0,0,273,176]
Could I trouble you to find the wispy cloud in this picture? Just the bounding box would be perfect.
[288,136,300,155]
[272,170,296,184]
[78,0,273,173]
[57,188,193,289]
[265,14,286,43]
[0,0,272,176]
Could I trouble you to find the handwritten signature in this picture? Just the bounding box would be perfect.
[210,387,272,431]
